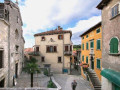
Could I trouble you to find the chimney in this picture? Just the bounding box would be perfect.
[58,26,62,31]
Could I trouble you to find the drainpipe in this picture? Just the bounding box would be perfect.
[8,23,10,87]
[62,34,64,74]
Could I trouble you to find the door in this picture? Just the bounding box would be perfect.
[15,63,18,78]
[0,78,5,87]
[90,56,94,70]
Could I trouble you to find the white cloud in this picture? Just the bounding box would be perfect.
[68,16,101,34]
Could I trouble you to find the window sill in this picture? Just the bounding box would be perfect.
[41,40,45,41]
[58,62,62,63]
[110,14,120,20]
[109,53,120,56]
[96,49,101,51]
[46,52,57,53]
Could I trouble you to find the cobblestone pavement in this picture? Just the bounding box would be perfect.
[53,74,93,90]
[15,72,50,88]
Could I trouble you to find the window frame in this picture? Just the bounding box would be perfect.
[58,35,63,40]
[96,39,101,50]
[86,35,89,38]
[86,42,89,50]
[82,43,84,50]
[58,57,62,63]
[111,3,119,18]
[82,56,84,62]
[96,58,101,69]
[86,56,88,63]
[41,56,45,62]
[96,28,101,34]
[90,40,94,49]
[41,36,45,41]
[46,45,57,53]
[0,50,4,69]
[109,37,119,54]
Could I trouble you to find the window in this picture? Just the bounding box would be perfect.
[96,59,101,69]
[41,36,45,41]
[86,42,89,50]
[46,46,57,52]
[36,47,39,52]
[111,4,119,18]
[90,40,94,48]
[58,35,63,40]
[70,45,72,51]
[65,46,68,51]
[58,57,62,63]
[82,44,84,50]
[82,56,84,62]
[96,28,100,33]
[97,39,101,50]
[110,37,119,53]
[86,35,88,38]
[15,30,19,39]
[82,37,84,40]
[15,45,19,52]
[86,56,88,63]
[41,57,45,62]
[0,51,3,68]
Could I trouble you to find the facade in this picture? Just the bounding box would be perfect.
[33,26,72,74]
[0,0,24,87]
[80,22,102,81]
[97,0,120,90]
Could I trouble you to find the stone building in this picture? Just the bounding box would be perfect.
[33,26,72,74]
[97,0,120,90]
[0,0,24,87]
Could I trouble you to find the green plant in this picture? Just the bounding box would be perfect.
[44,68,49,76]
[23,57,40,87]
[47,80,56,88]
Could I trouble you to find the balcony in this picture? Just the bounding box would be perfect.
[29,51,40,56]
[89,48,94,55]
[64,51,72,56]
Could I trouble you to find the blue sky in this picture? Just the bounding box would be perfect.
[7,0,101,48]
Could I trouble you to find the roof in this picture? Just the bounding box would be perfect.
[34,26,72,37]
[97,0,111,9]
[101,69,120,87]
[24,48,34,53]
[80,22,101,37]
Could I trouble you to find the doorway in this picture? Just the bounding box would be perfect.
[0,78,5,87]
[15,63,18,78]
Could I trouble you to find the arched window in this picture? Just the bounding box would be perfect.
[110,37,119,53]
[15,30,19,39]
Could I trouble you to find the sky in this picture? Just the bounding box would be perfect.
[1,0,101,48]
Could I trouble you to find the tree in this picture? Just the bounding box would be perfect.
[23,57,40,87]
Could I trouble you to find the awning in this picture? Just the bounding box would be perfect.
[101,69,120,87]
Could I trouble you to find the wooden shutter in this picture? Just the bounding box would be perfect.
[61,35,63,39]
[65,46,68,51]
[86,56,88,63]
[47,46,49,52]
[54,46,57,52]
[0,51,3,68]
[36,47,39,52]
[82,56,84,62]
[86,43,88,50]
[58,35,60,39]
[110,38,118,53]
[97,40,100,49]
[114,43,118,53]
[82,44,84,50]
[97,59,100,69]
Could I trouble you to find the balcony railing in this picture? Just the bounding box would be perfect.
[89,48,94,55]
[64,51,72,56]
[29,51,40,56]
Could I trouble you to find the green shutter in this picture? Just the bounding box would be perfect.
[82,56,84,61]
[86,42,89,50]
[97,40,101,49]
[86,56,88,63]
[82,44,84,50]
[96,28,100,33]
[97,59,100,69]
[110,38,118,53]
[90,41,94,48]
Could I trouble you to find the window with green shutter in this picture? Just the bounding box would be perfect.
[97,59,101,69]
[86,42,89,50]
[82,44,84,50]
[86,56,88,63]
[96,28,100,33]
[97,39,101,50]
[82,56,84,62]
[110,37,119,53]
[82,37,84,40]
[90,40,94,48]
[86,35,88,38]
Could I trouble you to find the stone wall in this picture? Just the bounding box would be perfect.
[102,0,120,71]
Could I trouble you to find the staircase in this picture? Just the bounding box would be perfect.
[86,68,101,90]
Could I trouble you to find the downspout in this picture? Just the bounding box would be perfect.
[62,33,64,74]
[8,23,10,87]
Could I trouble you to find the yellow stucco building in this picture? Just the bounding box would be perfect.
[80,22,102,81]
